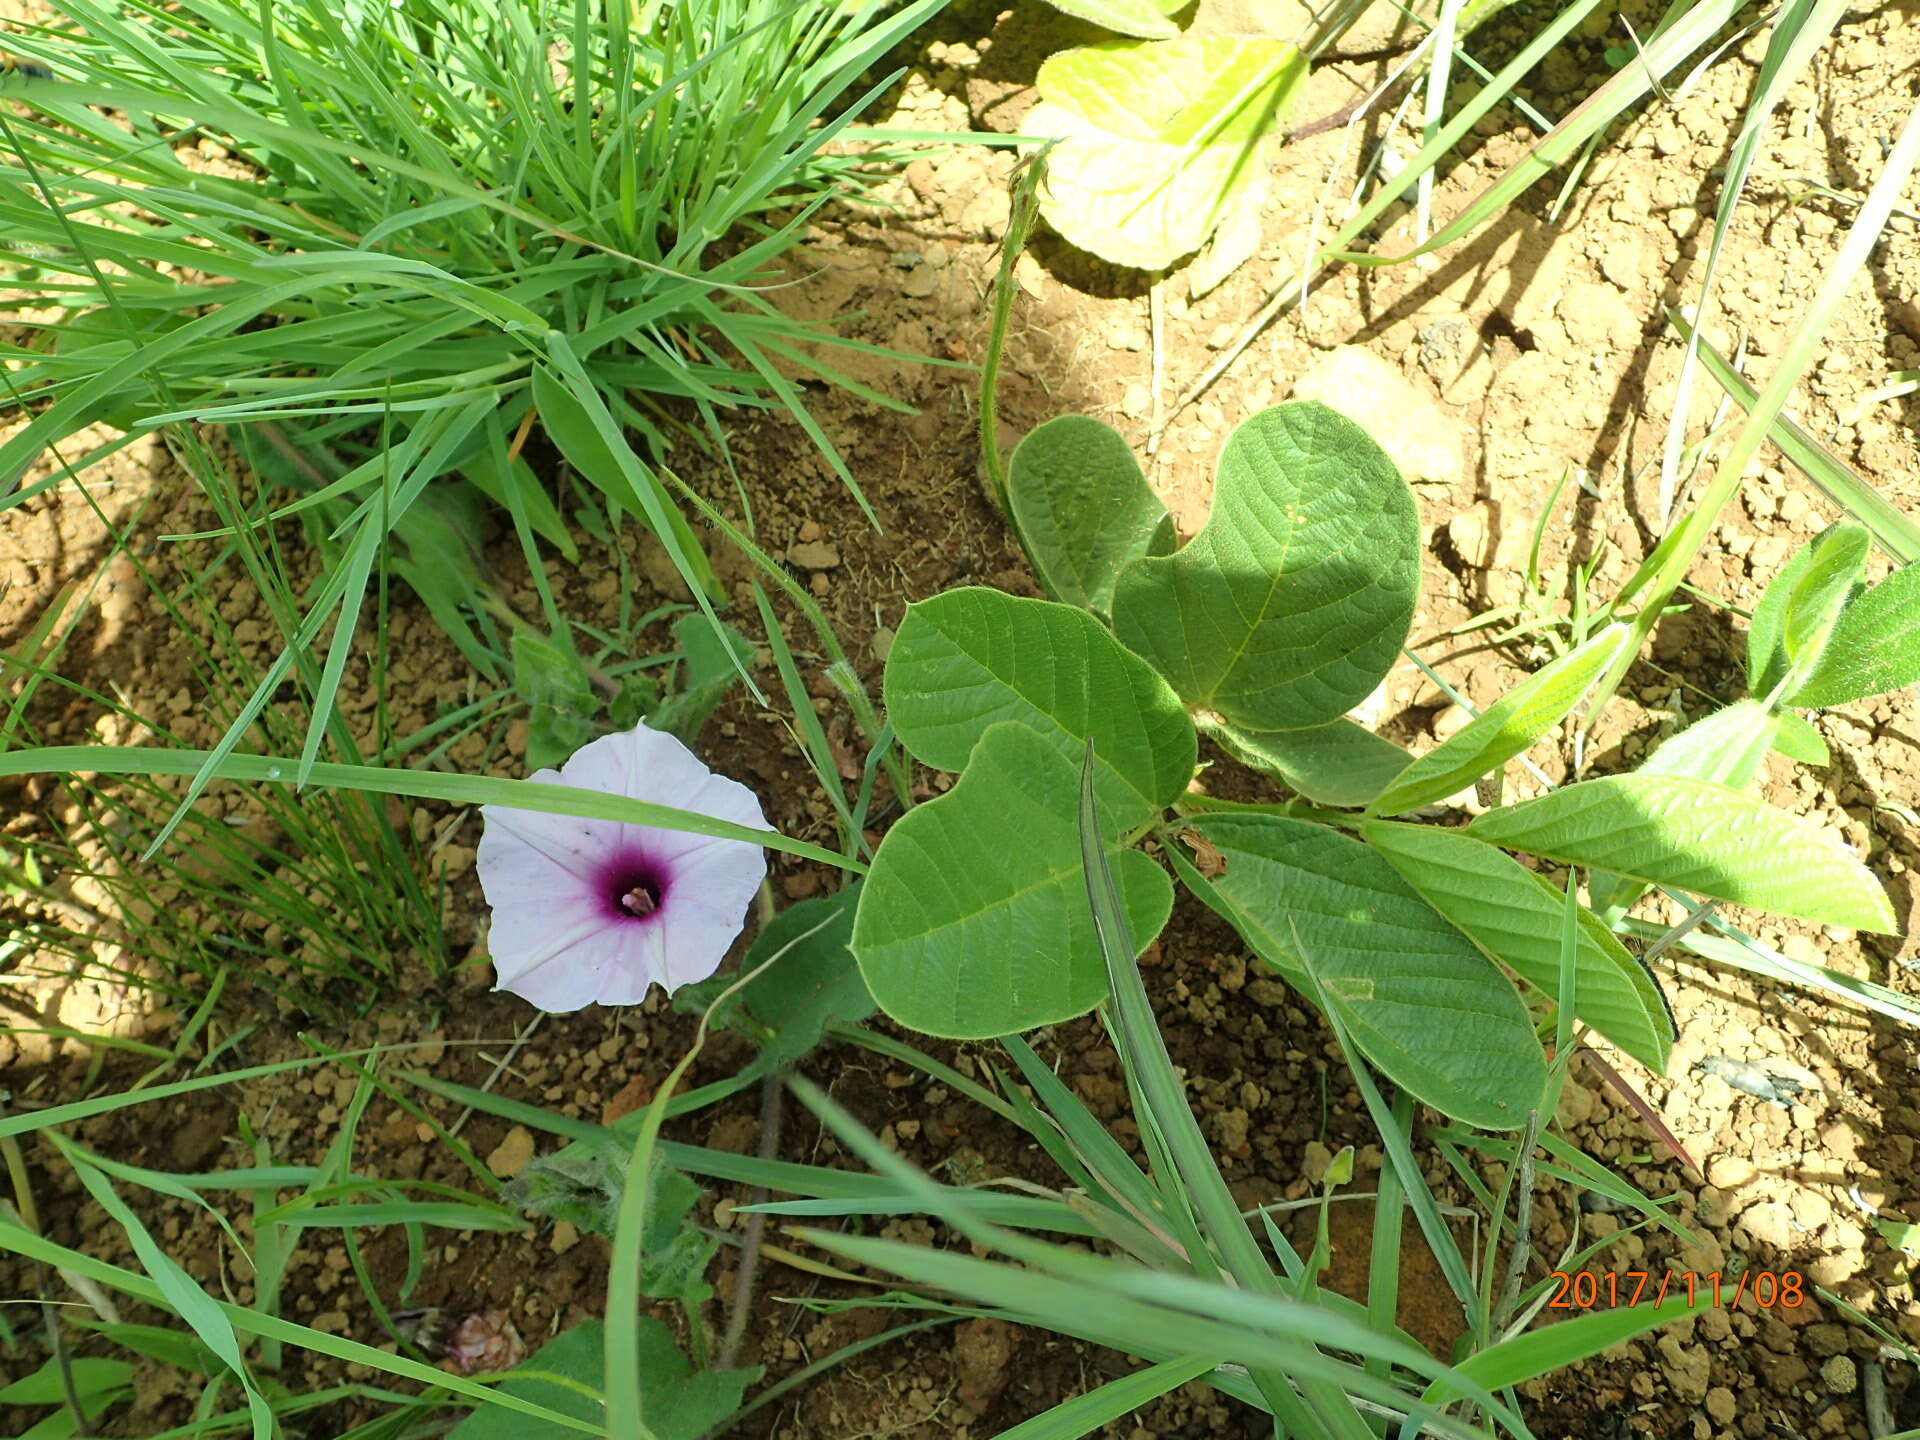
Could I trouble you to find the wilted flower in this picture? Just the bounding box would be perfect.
[478,722,769,1012]
[443,1309,525,1375]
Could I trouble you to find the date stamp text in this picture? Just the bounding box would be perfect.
[1547,1270,1806,1309]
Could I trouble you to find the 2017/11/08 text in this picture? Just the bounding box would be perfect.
[1548,1270,1806,1309]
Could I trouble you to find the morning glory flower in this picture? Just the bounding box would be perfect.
[477,722,769,1012]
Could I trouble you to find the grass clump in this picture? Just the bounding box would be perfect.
[0,0,937,612]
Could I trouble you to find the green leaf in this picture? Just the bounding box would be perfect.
[990,1357,1218,1439]
[1586,700,1782,918]
[1746,540,1816,697]
[1467,774,1896,933]
[1780,522,1871,674]
[884,588,1196,828]
[58,1145,277,1438]
[1112,403,1420,732]
[1420,1296,1702,1408]
[1186,814,1546,1129]
[1372,625,1632,815]
[1027,37,1306,269]
[1773,709,1830,766]
[1877,1217,1920,1255]
[1036,0,1184,39]
[675,884,874,1073]
[531,362,721,607]
[512,632,598,771]
[504,1138,628,1240]
[1787,560,1920,707]
[1640,700,1780,790]
[0,1359,133,1410]
[1006,415,1176,617]
[72,1322,212,1375]
[648,613,755,744]
[1206,716,1410,809]
[1364,821,1674,1071]
[852,723,1174,1038]
[448,1319,758,1440]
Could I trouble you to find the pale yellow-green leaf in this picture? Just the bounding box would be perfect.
[1029,37,1305,270]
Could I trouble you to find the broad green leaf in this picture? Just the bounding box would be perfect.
[1112,403,1420,732]
[1007,415,1175,617]
[448,1319,757,1440]
[1774,710,1830,766]
[1372,625,1631,816]
[1878,1217,1920,1254]
[1364,821,1674,1071]
[1037,0,1184,39]
[1746,540,1815,697]
[1028,37,1306,269]
[884,587,1196,827]
[1187,814,1546,1129]
[1207,716,1410,809]
[1780,522,1870,672]
[1468,774,1896,932]
[1787,561,1920,707]
[1586,700,1782,918]
[512,631,597,770]
[853,723,1173,1039]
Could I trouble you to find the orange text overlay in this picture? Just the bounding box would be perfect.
[1547,1270,1806,1309]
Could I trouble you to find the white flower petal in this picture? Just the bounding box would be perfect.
[655,839,766,991]
[592,924,672,1007]
[561,723,715,809]
[491,914,668,1012]
[477,720,770,1011]
[650,771,774,861]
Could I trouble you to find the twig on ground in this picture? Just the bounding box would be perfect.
[449,1013,544,1138]
[1863,1358,1895,1437]
[718,1071,787,1371]
[1492,1107,1541,1336]
[1147,280,1167,457]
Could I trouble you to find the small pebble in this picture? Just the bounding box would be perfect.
[1820,1353,1857,1395]
[486,1125,536,1180]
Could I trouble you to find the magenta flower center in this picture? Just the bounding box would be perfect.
[599,851,670,923]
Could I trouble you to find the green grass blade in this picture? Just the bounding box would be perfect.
[1666,307,1920,563]
[0,745,855,869]
[987,1355,1218,1440]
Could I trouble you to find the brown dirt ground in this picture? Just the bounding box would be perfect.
[5,1,1920,1437]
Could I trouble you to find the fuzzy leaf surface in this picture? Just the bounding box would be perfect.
[1365,821,1674,1071]
[1468,774,1895,932]
[1787,561,1920,708]
[1372,624,1630,815]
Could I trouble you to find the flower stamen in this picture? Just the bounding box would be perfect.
[619,882,659,918]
